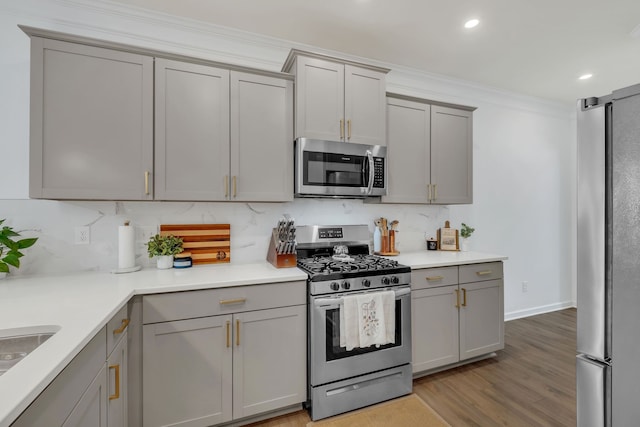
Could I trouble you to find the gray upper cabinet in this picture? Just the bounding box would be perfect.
[383,94,474,204]
[154,60,293,201]
[283,50,388,145]
[154,59,230,201]
[230,72,293,202]
[431,105,473,204]
[29,37,153,200]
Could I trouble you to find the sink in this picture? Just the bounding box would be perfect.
[0,326,59,376]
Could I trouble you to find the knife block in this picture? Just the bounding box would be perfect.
[266,229,297,268]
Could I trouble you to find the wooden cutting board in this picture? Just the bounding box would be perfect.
[160,224,230,264]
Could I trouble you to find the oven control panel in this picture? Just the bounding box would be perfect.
[309,272,411,296]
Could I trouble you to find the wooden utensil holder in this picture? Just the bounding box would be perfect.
[266,229,297,268]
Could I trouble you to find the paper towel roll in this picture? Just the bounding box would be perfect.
[118,224,136,269]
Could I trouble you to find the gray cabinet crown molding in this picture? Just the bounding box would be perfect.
[386,92,477,112]
[19,25,293,81]
[281,48,390,75]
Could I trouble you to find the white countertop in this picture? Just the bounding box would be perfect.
[0,250,506,426]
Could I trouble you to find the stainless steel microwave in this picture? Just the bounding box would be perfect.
[294,138,387,198]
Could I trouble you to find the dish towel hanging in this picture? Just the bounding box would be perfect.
[340,291,395,350]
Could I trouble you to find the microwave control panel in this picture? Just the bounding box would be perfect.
[373,158,385,188]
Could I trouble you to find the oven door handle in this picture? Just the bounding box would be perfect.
[313,287,411,307]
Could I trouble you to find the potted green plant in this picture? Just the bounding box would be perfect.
[460,223,475,251]
[146,234,184,269]
[0,219,38,277]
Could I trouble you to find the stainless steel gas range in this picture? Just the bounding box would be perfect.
[295,224,413,421]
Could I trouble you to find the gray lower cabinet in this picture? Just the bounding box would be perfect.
[383,94,474,204]
[28,36,154,200]
[141,282,306,427]
[154,59,293,202]
[411,263,504,375]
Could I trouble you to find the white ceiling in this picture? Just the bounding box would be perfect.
[111,0,640,105]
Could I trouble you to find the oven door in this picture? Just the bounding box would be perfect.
[295,138,386,197]
[309,286,412,386]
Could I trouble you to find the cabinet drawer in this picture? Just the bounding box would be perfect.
[459,262,503,284]
[106,304,129,356]
[142,281,307,324]
[411,266,458,290]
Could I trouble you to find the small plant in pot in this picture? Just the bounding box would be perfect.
[146,234,183,269]
[460,223,475,251]
[0,219,38,277]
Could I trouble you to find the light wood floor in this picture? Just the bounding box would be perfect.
[246,308,577,427]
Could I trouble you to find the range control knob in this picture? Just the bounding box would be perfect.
[342,281,351,290]
[391,276,400,284]
[330,282,340,291]
[381,276,390,285]
[362,279,371,288]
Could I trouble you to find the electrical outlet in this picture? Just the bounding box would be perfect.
[522,281,528,293]
[75,226,90,245]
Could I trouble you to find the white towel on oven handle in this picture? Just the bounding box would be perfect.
[357,290,395,348]
[339,294,360,351]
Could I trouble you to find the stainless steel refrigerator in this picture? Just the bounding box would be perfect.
[577,83,640,427]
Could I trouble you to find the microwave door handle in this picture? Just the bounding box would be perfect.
[366,150,374,194]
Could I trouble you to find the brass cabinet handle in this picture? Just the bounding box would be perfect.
[236,319,240,346]
[144,171,150,195]
[224,175,229,198]
[108,364,120,401]
[113,319,130,335]
[454,289,460,308]
[426,275,444,281]
[220,298,246,305]
[232,176,237,198]
[462,288,467,307]
[340,119,345,139]
[347,119,352,140]
[476,270,492,276]
[226,321,230,348]
[428,184,432,201]
[433,183,437,200]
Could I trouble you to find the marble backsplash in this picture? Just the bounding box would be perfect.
[1,198,462,277]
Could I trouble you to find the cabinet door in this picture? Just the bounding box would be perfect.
[459,279,504,360]
[344,65,387,145]
[62,364,108,427]
[232,305,306,419]
[294,56,344,140]
[155,59,230,201]
[29,38,153,200]
[382,97,431,203]
[143,315,233,427]
[108,331,128,427]
[411,285,459,373]
[230,72,293,201]
[430,105,473,204]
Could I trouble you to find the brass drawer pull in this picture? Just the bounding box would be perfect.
[108,364,120,401]
[454,289,460,308]
[232,176,237,198]
[347,119,352,140]
[476,270,492,276]
[219,298,247,305]
[236,319,240,346]
[113,318,130,335]
[340,119,345,139]
[144,171,150,195]
[226,321,230,348]
[224,175,229,198]
[426,275,444,281]
[462,288,467,307]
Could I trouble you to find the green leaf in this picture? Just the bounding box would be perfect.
[18,238,38,249]
[2,254,20,268]
[0,263,8,273]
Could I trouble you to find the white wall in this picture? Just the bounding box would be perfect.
[0,0,576,319]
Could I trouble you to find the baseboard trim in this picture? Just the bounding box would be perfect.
[505,301,576,321]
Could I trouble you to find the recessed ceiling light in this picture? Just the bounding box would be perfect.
[464,19,479,29]
[579,74,593,80]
